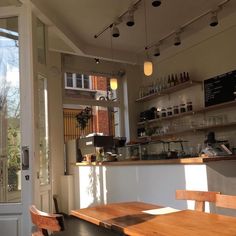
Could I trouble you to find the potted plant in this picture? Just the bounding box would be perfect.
[75,107,92,130]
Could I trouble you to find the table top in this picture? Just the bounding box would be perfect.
[71,201,236,236]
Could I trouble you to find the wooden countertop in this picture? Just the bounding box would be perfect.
[74,155,236,166]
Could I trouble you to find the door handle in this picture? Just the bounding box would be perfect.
[22,146,29,170]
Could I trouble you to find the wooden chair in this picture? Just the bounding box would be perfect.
[30,205,64,236]
[216,194,236,209]
[176,190,220,212]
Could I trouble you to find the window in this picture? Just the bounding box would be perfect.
[63,74,121,142]
[65,72,91,90]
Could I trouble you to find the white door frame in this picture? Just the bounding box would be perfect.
[0,3,35,236]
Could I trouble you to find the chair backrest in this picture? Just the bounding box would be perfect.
[216,194,236,209]
[176,190,220,212]
[29,205,64,236]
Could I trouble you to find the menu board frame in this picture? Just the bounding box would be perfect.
[204,70,236,107]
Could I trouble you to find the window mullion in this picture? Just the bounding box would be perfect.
[73,73,76,88]
[82,74,84,89]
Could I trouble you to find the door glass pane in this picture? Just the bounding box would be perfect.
[38,76,49,185]
[37,19,46,65]
[0,17,21,203]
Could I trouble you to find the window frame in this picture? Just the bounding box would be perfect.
[63,72,123,137]
[65,72,92,90]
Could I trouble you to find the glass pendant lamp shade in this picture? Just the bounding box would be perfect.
[110,78,118,90]
[144,60,153,76]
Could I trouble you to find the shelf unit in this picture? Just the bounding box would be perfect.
[137,99,236,141]
[138,100,236,127]
[138,121,236,140]
[135,80,202,103]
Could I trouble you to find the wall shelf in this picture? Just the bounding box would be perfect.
[135,80,202,103]
[138,121,236,141]
[138,100,236,127]
[138,110,195,126]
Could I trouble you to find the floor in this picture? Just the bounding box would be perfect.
[52,215,122,236]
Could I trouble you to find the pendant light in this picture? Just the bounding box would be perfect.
[110,28,118,91]
[144,60,153,76]
[110,78,118,90]
[143,0,153,76]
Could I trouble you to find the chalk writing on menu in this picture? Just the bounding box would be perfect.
[204,70,236,107]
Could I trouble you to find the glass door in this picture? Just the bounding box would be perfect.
[0,4,35,236]
[38,75,51,212]
[0,16,21,203]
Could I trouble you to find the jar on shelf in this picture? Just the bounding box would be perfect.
[180,103,186,113]
[173,105,179,115]
[187,101,193,111]
[167,107,173,116]
[161,108,167,117]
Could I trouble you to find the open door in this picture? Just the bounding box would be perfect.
[0,4,34,236]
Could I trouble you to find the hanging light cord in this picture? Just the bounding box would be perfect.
[144,0,148,49]
[110,28,113,61]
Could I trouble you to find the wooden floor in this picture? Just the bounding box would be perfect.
[52,215,121,236]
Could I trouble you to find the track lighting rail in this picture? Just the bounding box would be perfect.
[145,0,230,50]
[94,0,142,39]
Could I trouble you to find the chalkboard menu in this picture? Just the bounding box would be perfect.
[204,70,236,107]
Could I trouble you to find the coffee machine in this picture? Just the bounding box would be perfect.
[78,135,114,159]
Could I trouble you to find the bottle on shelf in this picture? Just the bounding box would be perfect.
[163,76,168,89]
[171,74,175,87]
[180,73,184,83]
[174,74,179,86]
[186,72,190,81]
[155,78,159,93]
[167,75,171,88]
[139,87,143,98]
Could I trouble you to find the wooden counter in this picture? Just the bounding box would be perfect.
[75,155,236,166]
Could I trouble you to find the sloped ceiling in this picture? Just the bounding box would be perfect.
[30,0,236,64]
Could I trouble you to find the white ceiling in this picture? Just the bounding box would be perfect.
[6,0,236,63]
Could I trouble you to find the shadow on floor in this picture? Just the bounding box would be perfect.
[52,215,122,236]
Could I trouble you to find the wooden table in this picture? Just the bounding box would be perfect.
[71,201,236,236]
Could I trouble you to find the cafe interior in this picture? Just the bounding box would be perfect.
[1,0,236,235]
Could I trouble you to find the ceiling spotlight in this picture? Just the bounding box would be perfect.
[153,45,160,57]
[174,33,181,46]
[210,12,218,27]
[95,58,100,64]
[126,11,135,27]
[112,25,120,37]
[152,0,162,7]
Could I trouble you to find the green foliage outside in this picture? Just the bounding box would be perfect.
[7,120,21,191]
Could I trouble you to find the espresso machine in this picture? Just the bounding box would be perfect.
[78,135,114,160]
